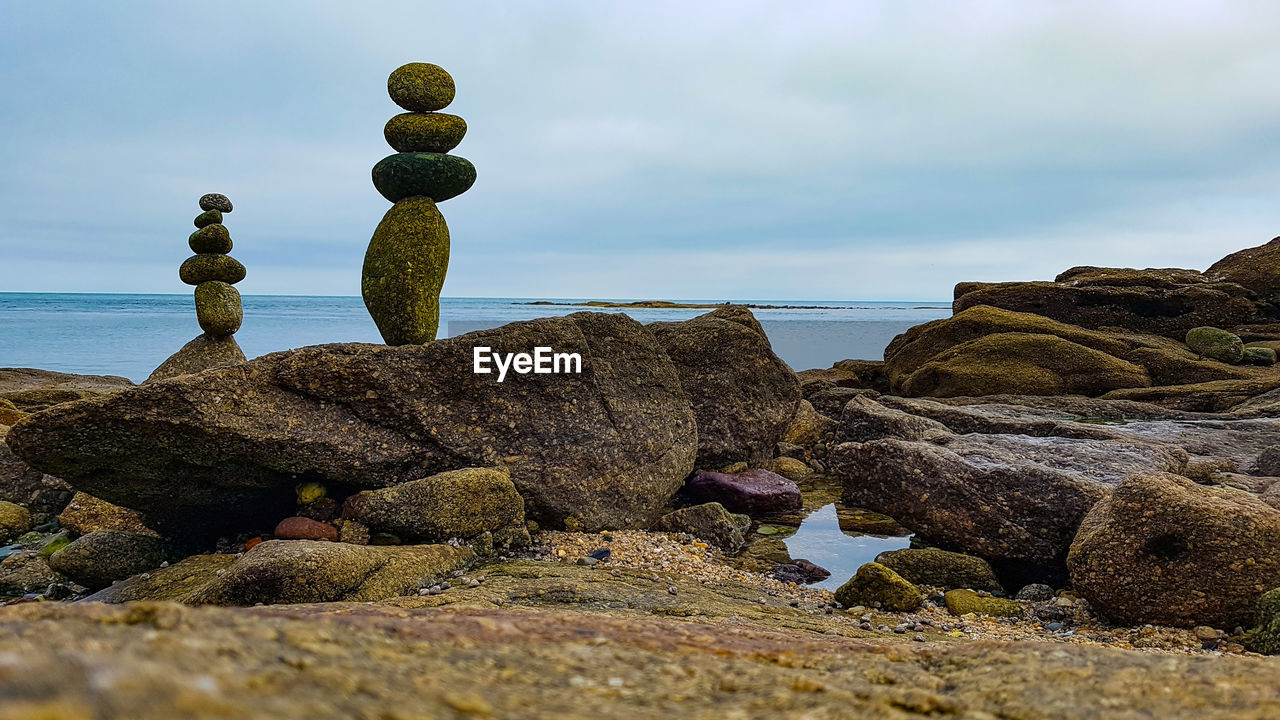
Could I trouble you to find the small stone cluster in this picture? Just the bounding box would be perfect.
[183,193,245,338]
[363,62,477,345]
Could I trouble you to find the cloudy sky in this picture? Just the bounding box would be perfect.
[2,1,1278,301]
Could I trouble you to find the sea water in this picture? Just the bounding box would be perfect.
[0,293,950,382]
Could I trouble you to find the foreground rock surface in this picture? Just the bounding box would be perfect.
[6,312,698,535]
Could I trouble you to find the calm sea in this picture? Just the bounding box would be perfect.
[0,294,950,382]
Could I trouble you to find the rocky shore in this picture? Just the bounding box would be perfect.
[7,238,1280,715]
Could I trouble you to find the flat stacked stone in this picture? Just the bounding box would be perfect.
[146,194,247,382]
[363,62,477,345]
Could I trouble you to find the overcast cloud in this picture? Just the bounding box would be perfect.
[2,1,1278,300]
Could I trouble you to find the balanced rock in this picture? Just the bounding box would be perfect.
[188,224,232,254]
[362,196,450,344]
[1185,327,1244,364]
[193,209,222,228]
[7,312,697,536]
[384,112,467,153]
[194,281,243,336]
[198,193,233,213]
[1068,472,1280,628]
[342,467,525,542]
[179,253,247,286]
[650,306,800,467]
[146,333,247,382]
[387,62,456,112]
[372,152,477,204]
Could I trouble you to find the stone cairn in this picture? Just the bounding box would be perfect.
[146,193,248,381]
[363,62,477,345]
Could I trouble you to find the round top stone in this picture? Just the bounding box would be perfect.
[199,193,233,213]
[387,63,455,112]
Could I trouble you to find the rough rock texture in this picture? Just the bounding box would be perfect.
[7,313,697,535]
[384,112,467,153]
[655,502,750,552]
[952,268,1264,339]
[371,152,477,203]
[650,306,800,467]
[0,368,133,412]
[198,193,233,213]
[680,469,801,515]
[387,62,456,112]
[178,253,246,285]
[833,562,922,611]
[1243,346,1278,366]
[146,333,247,382]
[0,434,73,525]
[0,550,63,595]
[190,540,475,605]
[832,433,1186,567]
[1245,588,1280,654]
[57,491,154,536]
[1207,236,1280,303]
[1103,377,1280,412]
[780,399,831,446]
[361,196,450,345]
[194,281,243,337]
[1186,326,1244,364]
[0,500,30,542]
[840,394,948,441]
[342,467,525,541]
[47,530,172,590]
[1068,472,1280,628]
[188,224,232,254]
[944,589,1025,618]
[874,548,1002,592]
[193,209,222,229]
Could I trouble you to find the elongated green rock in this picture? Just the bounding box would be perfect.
[384,112,467,153]
[194,209,222,228]
[189,224,232,254]
[362,196,450,345]
[387,62,455,112]
[180,254,246,285]
[194,281,243,337]
[372,152,476,203]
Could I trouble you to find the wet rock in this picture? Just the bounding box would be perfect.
[680,469,801,515]
[58,491,155,536]
[834,562,922,612]
[190,539,475,605]
[655,502,750,552]
[0,501,31,543]
[342,467,525,542]
[1068,472,1280,628]
[650,306,800,468]
[47,530,172,590]
[944,589,1024,618]
[1185,327,1244,364]
[7,312,697,535]
[273,516,339,541]
[146,333,247,382]
[874,548,1002,592]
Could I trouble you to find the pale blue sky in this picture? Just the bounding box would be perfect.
[2,1,1278,300]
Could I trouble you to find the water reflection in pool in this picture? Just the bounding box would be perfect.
[782,503,913,590]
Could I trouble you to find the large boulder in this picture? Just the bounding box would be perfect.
[1207,236,1280,305]
[650,306,800,468]
[147,333,247,382]
[0,432,73,525]
[1068,472,1280,628]
[6,313,697,535]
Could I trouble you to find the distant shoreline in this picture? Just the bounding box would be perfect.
[518,300,948,310]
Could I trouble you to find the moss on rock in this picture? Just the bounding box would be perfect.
[384,112,467,153]
[834,562,923,611]
[0,500,31,543]
[944,589,1025,618]
[362,196,450,345]
[387,62,456,112]
[1242,347,1277,366]
[193,209,222,228]
[371,152,477,203]
[188,224,232,254]
[875,548,1002,592]
[1186,327,1244,364]
[194,281,243,337]
[179,254,246,286]
[343,467,525,542]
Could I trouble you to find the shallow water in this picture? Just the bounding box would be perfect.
[780,503,913,590]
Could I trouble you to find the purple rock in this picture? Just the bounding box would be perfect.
[682,468,801,515]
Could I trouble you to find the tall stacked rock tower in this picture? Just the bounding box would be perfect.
[147,193,248,381]
[363,62,476,345]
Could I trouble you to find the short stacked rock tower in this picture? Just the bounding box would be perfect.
[146,193,248,381]
[363,62,476,345]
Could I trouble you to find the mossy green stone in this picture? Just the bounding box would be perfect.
[833,562,923,612]
[194,281,243,337]
[383,112,467,153]
[1241,347,1277,366]
[180,254,246,286]
[1185,326,1244,364]
[194,209,222,228]
[362,196,450,345]
[189,224,233,254]
[943,589,1025,618]
[387,62,455,112]
[372,152,476,203]
[0,501,31,543]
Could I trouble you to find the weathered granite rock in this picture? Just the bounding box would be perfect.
[0,398,23,427]
[188,224,232,254]
[194,281,243,337]
[146,333,247,382]
[384,112,467,153]
[83,554,236,603]
[650,306,800,467]
[0,368,133,412]
[0,550,64,595]
[387,62,456,112]
[179,253,246,285]
[343,467,525,542]
[198,193,233,213]
[1068,472,1280,628]
[832,433,1186,568]
[944,588,1024,618]
[7,313,697,535]
[839,394,948,442]
[0,501,30,542]
[362,196,450,345]
[0,435,73,525]
[190,540,474,605]
[57,491,155,536]
[875,548,1002,592]
[806,386,878,418]
[834,562,922,611]
[47,530,172,590]
[656,502,750,552]
[1207,236,1280,303]
[680,469,801,515]
[758,456,813,480]
[781,399,831,446]
[1186,327,1244,364]
[1103,378,1280,412]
